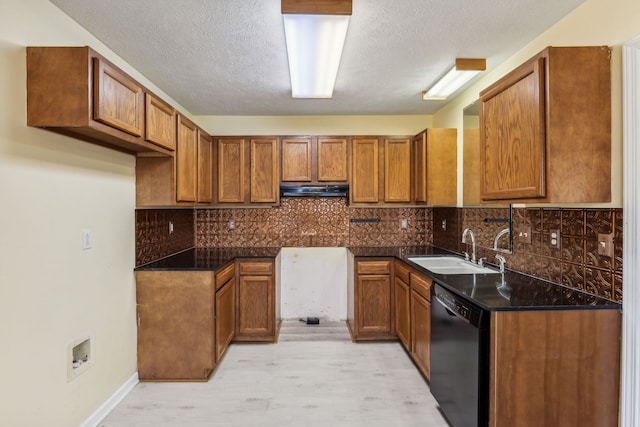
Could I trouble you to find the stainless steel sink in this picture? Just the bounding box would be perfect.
[407,256,500,275]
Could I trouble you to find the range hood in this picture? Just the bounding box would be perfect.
[280,184,349,197]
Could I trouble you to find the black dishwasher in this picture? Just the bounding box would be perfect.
[430,284,490,427]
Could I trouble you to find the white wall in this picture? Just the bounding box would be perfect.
[0,1,186,425]
[280,248,348,321]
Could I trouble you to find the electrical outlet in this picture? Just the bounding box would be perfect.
[441,219,447,230]
[82,229,92,250]
[400,218,408,229]
[550,229,560,249]
[229,220,235,230]
[517,226,532,244]
[597,233,614,258]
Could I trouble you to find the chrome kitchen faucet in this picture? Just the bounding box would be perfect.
[462,228,477,264]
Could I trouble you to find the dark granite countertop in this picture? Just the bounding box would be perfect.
[135,245,620,311]
[134,247,280,271]
[350,246,620,311]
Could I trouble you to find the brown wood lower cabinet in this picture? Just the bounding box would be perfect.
[410,274,431,380]
[235,259,281,342]
[348,258,395,341]
[214,262,235,362]
[489,309,620,427]
[135,270,216,381]
[394,261,411,349]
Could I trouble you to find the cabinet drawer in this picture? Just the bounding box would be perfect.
[238,260,273,275]
[411,273,431,301]
[215,262,235,290]
[357,260,391,275]
[395,261,410,283]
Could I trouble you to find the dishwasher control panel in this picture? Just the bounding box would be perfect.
[434,284,483,327]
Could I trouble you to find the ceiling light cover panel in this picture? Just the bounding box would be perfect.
[283,14,350,98]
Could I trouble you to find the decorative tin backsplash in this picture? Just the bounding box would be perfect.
[433,207,623,302]
[134,203,623,302]
[195,198,432,249]
[135,209,194,265]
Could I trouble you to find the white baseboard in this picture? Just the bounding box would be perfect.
[78,371,139,427]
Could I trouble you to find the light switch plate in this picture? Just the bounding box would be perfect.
[597,233,614,258]
[82,229,92,250]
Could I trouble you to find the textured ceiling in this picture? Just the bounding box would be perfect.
[49,0,584,115]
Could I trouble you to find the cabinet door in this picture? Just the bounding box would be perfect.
[238,275,274,336]
[145,93,176,150]
[394,276,410,349]
[384,138,411,202]
[318,137,348,181]
[412,132,428,203]
[251,138,278,203]
[351,138,379,203]
[411,289,430,380]
[176,115,198,202]
[93,57,143,136]
[198,131,214,203]
[427,129,457,205]
[356,274,391,334]
[281,137,312,182]
[463,128,481,206]
[215,279,235,362]
[480,57,546,200]
[217,138,245,203]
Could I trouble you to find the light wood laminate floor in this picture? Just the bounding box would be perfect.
[100,321,450,427]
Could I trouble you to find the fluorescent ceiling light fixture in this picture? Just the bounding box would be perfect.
[422,58,486,101]
[283,14,350,98]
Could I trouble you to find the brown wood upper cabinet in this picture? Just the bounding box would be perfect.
[216,137,279,205]
[216,137,246,203]
[351,137,380,203]
[317,137,348,181]
[351,131,455,206]
[384,137,411,202]
[479,46,611,203]
[93,57,144,137]
[145,93,176,151]
[27,46,171,156]
[281,136,348,183]
[251,137,279,203]
[197,130,214,203]
[176,115,199,203]
[281,137,312,182]
[176,117,215,205]
[413,129,457,206]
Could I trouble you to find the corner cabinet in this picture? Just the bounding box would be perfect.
[234,259,281,342]
[479,46,611,203]
[136,118,214,207]
[413,129,457,206]
[27,46,172,156]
